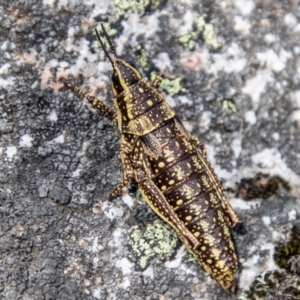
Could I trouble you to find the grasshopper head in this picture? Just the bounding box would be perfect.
[111,59,142,96]
[95,25,142,97]
[95,24,175,135]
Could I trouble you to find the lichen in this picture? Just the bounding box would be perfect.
[235,173,291,200]
[114,0,167,17]
[239,270,300,300]
[240,222,300,300]
[135,46,186,96]
[129,219,179,270]
[274,222,300,275]
[179,15,222,50]
[135,45,150,72]
[222,99,237,113]
[150,72,186,96]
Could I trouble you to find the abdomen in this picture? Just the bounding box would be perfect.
[143,118,238,284]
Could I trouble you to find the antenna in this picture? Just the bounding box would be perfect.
[94,28,114,65]
[100,23,118,58]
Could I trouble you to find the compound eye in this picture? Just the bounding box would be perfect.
[111,71,118,83]
[127,61,136,69]
[111,71,123,94]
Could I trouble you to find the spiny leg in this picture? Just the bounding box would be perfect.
[151,72,163,89]
[196,146,242,228]
[60,78,116,120]
[218,194,242,228]
[108,178,131,201]
[189,135,207,157]
[175,115,242,228]
[138,177,199,250]
[108,146,135,201]
[130,144,197,247]
[195,148,242,228]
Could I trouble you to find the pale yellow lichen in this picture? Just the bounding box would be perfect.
[129,220,179,269]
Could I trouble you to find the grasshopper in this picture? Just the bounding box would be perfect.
[60,24,242,293]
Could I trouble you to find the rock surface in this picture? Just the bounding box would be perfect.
[1,1,300,299]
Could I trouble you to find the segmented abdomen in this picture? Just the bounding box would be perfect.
[143,119,237,282]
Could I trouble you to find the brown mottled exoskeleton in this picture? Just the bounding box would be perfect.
[60,24,242,293]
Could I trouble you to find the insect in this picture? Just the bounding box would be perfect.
[60,24,242,293]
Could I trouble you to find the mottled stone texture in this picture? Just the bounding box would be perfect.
[1,0,300,299]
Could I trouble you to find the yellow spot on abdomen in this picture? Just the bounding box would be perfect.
[212,248,221,259]
[194,232,200,237]
[139,87,144,93]
[216,260,225,269]
[158,162,165,168]
[176,199,183,206]
[147,100,153,106]
[161,185,167,191]
[185,216,192,221]
[201,246,206,250]
[207,259,212,264]
[169,180,175,185]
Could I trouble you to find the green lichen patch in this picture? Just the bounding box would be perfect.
[129,219,179,271]
[178,16,222,51]
[222,99,237,113]
[150,72,186,97]
[135,47,186,97]
[135,45,150,72]
[114,0,167,17]
[235,173,291,201]
[239,270,300,300]
[274,222,300,274]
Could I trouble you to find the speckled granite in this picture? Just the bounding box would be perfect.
[1,1,300,299]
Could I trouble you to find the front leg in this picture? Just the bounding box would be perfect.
[151,72,163,89]
[108,135,136,201]
[108,149,134,201]
[60,78,117,121]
